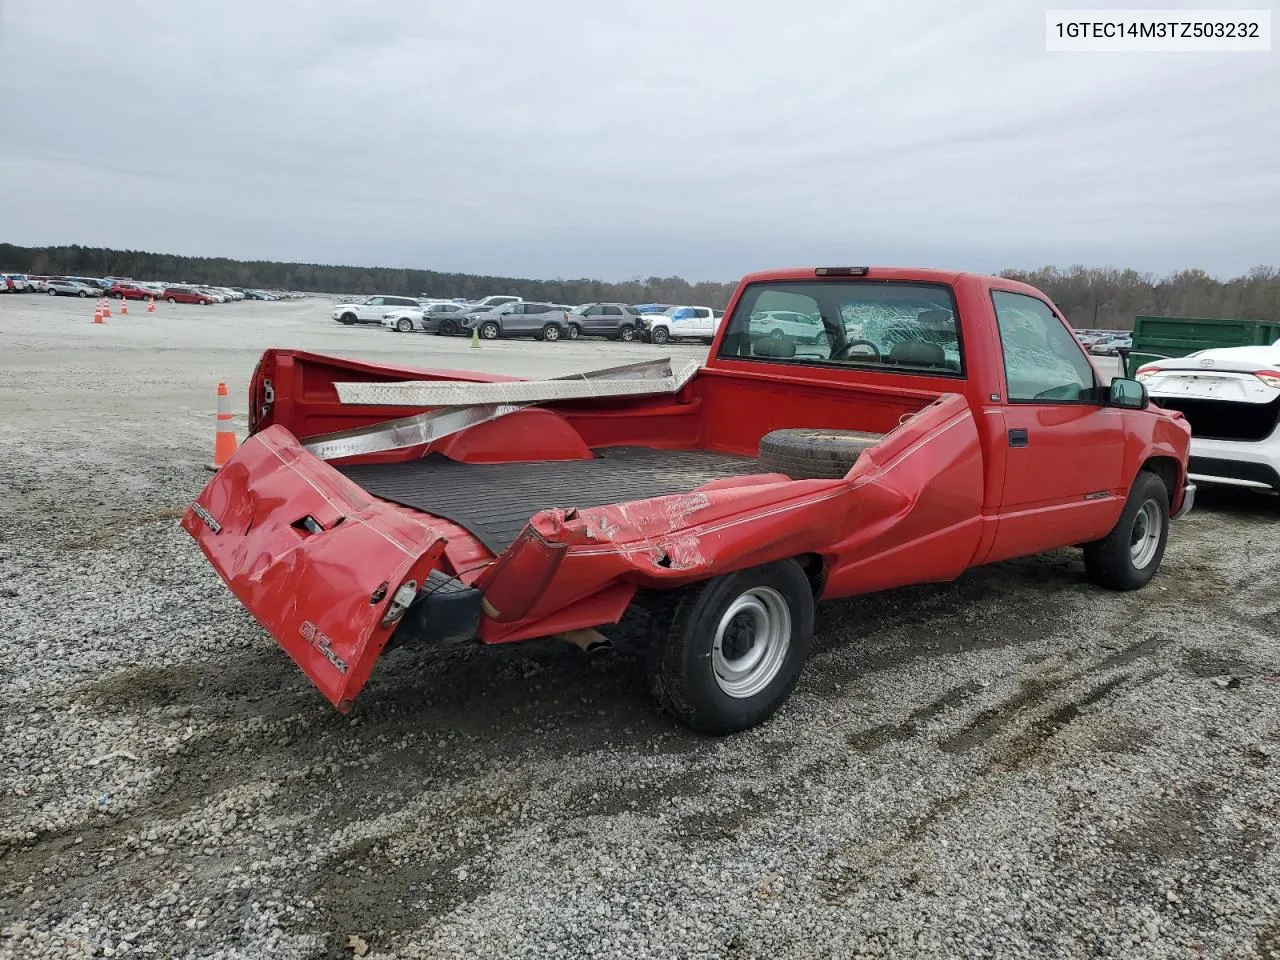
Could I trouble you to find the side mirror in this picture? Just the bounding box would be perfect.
[1108,377,1147,410]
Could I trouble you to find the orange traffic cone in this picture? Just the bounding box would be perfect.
[102,298,111,319]
[92,304,104,324]
[206,382,239,471]
[120,297,128,316]
[146,297,155,313]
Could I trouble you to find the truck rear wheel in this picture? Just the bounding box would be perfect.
[645,559,814,735]
[757,428,882,480]
[1083,471,1169,590]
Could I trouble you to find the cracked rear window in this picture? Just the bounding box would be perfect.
[716,281,964,377]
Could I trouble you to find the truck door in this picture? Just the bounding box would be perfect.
[986,290,1127,563]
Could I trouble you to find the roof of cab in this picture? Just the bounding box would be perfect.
[738,266,968,285]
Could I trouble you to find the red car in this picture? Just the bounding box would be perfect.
[183,266,1193,734]
[161,286,213,305]
[107,283,154,300]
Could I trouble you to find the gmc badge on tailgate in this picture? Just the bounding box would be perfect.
[191,503,222,533]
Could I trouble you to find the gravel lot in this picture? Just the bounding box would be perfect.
[2,293,1278,960]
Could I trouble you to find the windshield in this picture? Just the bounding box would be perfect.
[717,280,964,376]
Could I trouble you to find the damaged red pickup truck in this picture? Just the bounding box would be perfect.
[183,267,1194,734]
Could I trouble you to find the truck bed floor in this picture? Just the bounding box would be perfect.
[337,446,760,554]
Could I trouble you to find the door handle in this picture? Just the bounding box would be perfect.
[1008,428,1029,448]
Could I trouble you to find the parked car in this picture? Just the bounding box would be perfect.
[469,295,522,310]
[63,277,107,291]
[182,264,1192,735]
[383,301,471,334]
[332,295,422,325]
[1,273,31,292]
[567,303,645,341]
[44,279,102,297]
[748,310,827,343]
[1137,343,1280,492]
[162,286,215,305]
[107,282,154,300]
[462,301,571,341]
[640,305,722,344]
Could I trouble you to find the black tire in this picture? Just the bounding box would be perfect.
[48,289,58,296]
[568,323,582,341]
[339,312,356,324]
[439,318,458,336]
[618,325,635,342]
[78,290,89,298]
[757,428,882,480]
[541,323,561,342]
[651,326,670,345]
[1083,471,1170,591]
[480,321,500,340]
[396,317,413,333]
[167,297,177,304]
[645,559,814,735]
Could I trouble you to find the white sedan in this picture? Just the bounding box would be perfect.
[1137,342,1280,492]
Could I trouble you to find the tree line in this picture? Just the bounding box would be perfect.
[0,243,737,310]
[3,243,1277,328]
[1000,265,1280,331]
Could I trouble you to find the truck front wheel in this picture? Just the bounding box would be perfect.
[650,326,670,345]
[1083,471,1169,591]
[645,559,814,734]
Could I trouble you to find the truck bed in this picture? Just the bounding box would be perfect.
[337,446,760,554]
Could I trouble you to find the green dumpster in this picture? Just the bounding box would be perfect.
[1124,315,1280,377]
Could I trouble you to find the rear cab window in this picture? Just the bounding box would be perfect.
[716,280,965,377]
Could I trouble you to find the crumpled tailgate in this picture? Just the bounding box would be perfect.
[181,425,450,710]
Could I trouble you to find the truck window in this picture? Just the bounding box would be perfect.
[717,281,964,377]
[992,291,1096,402]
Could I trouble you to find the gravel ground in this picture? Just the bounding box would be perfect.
[1,293,1278,960]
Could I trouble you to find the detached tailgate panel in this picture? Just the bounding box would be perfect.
[182,425,450,709]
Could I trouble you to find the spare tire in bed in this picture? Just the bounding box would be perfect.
[757,428,883,480]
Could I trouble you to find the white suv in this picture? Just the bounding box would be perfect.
[333,295,422,325]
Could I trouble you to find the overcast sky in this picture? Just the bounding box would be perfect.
[0,0,1276,282]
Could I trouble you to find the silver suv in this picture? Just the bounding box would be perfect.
[567,303,644,341]
[463,302,571,341]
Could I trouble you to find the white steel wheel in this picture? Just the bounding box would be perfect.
[711,587,792,699]
[1130,499,1163,569]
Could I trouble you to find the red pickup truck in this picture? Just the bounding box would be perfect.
[183,266,1193,734]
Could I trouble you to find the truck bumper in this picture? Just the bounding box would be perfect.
[1172,481,1196,520]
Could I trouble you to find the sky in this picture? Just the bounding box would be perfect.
[0,0,1276,283]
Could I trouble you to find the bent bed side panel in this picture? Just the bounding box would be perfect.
[181,425,452,710]
[821,394,987,596]
[476,394,986,641]
[249,349,520,441]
